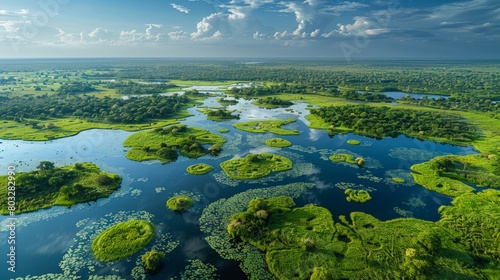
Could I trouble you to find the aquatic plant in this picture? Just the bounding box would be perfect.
[220,153,293,180]
[391,177,405,183]
[218,128,230,133]
[186,163,214,175]
[265,137,292,148]
[91,220,155,262]
[141,250,164,272]
[166,195,194,212]
[344,189,372,203]
[233,119,299,135]
[180,259,219,280]
[347,139,360,145]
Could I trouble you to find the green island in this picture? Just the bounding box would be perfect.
[329,154,364,166]
[199,108,240,121]
[252,97,294,108]
[141,250,165,272]
[220,153,293,180]
[344,189,372,203]
[166,195,194,212]
[217,98,239,105]
[0,94,194,141]
[347,139,360,145]
[233,119,299,135]
[186,163,214,175]
[391,177,406,183]
[218,128,230,133]
[226,194,500,279]
[265,137,292,148]
[411,154,500,197]
[123,124,226,163]
[91,220,156,262]
[0,161,121,215]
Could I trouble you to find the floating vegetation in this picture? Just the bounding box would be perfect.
[233,119,299,135]
[393,207,413,217]
[384,169,415,187]
[329,149,382,169]
[357,171,383,183]
[199,182,315,279]
[265,137,292,148]
[344,189,372,203]
[155,187,166,193]
[137,177,148,182]
[89,276,125,280]
[14,273,81,280]
[388,147,449,162]
[218,128,230,133]
[220,153,293,180]
[131,189,142,197]
[402,198,426,208]
[179,259,219,280]
[187,163,214,175]
[60,211,155,277]
[334,182,376,192]
[347,139,360,145]
[166,195,194,212]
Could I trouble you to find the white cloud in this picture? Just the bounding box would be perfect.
[168,31,188,40]
[253,31,269,40]
[0,9,30,16]
[191,12,227,40]
[337,17,390,36]
[323,1,369,14]
[171,4,190,14]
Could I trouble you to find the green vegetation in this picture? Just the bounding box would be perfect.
[227,195,500,279]
[265,138,292,148]
[218,128,230,133]
[347,139,360,145]
[310,105,478,144]
[233,119,299,135]
[105,81,176,95]
[217,98,238,105]
[252,97,294,108]
[329,154,364,166]
[141,250,165,272]
[166,195,194,212]
[0,162,121,215]
[411,154,500,197]
[199,108,239,121]
[220,153,293,180]
[186,163,214,175]
[91,220,155,262]
[123,124,226,163]
[391,177,406,183]
[344,189,372,203]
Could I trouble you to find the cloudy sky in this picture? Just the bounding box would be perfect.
[0,0,499,59]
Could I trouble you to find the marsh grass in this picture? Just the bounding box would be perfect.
[166,195,194,212]
[91,220,155,262]
[186,163,214,175]
[265,138,292,148]
[220,153,293,180]
[233,119,299,135]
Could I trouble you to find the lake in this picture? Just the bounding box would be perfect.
[381,91,449,100]
[0,97,476,279]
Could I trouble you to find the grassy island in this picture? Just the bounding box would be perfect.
[166,195,194,212]
[124,124,226,164]
[411,154,500,197]
[91,220,155,262]
[220,153,292,180]
[252,97,293,109]
[233,119,299,135]
[391,177,405,183]
[199,108,240,121]
[217,98,238,105]
[0,162,121,215]
[329,154,364,166]
[186,163,214,175]
[347,139,360,145]
[265,138,292,148]
[142,250,165,272]
[226,194,500,279]
[218,128,230,133]
[344,189,372,203]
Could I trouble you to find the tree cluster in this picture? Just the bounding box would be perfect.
[400,94,499,113]
[311,105,477,142]
[105,81,176,95]
[57,82,96,95]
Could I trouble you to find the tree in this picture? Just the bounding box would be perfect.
[48,176,63,187]
[37,161,55,171]
[96,174,113,186]
[141,250,165,272]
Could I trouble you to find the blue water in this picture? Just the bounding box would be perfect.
[0,97,475,279]
[381,91,449,100]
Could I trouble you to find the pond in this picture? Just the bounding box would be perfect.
[380,91,449,100]
[0,97,476,279]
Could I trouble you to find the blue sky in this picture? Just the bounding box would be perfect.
[0,0,499,58]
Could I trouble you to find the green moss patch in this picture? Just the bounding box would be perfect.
[347,139,360,145]
[265,138,292,148]
[166,195,194,212]
[91,220,155,262]
[0,162,121,215]
[123,124,226,164]
[233,119,299,135]
[344,189,372,203]
[391,177,406,183]
[199,108,240,121]
[218,128,230,133]
[220,153,293,180]
[187,163,214,175]
[329,153,365,166]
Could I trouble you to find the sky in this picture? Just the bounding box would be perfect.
[0,0,499,59]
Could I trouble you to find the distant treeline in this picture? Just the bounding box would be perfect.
[0,94,189,124]
[105,81,176,95]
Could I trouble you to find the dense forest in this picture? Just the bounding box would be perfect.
[310,105,478,142]
[104,81,176,95]
[0,94,190,124]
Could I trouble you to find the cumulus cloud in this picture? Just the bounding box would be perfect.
[191,12,228,40]
[168,30,188,40]
[323,1,368,14]
[337,17,389,36]
[171,3,190,14]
